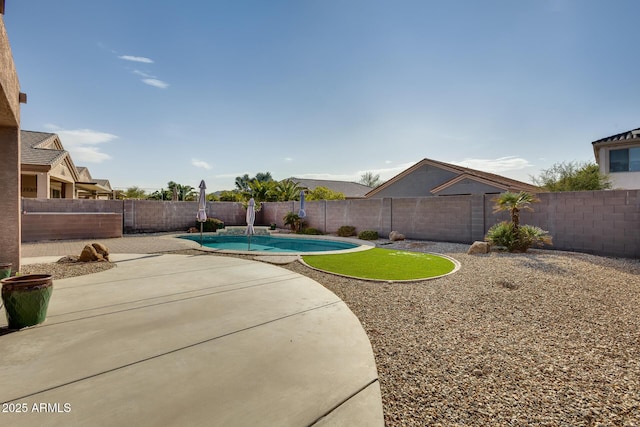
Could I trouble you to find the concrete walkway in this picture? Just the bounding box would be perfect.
[1,238,383,426]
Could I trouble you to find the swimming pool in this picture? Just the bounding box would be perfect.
[180,234,362,253]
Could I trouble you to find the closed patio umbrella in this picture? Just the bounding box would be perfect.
[196,180,207,246]
[246,198,255,250]
[298,190,306,219]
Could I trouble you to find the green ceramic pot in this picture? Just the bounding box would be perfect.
[1,274,53,329]
[0,262,11,279]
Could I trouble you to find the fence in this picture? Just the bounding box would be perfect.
[21,189,640,258]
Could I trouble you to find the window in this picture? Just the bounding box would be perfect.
[609,147,640,172]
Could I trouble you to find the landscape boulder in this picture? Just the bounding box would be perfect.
[467,241,490,255]
[78,243,110,262]
[389,231,406,241]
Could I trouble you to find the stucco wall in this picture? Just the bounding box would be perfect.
[0,15,22,270]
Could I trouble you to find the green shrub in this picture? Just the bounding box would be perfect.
[485,221,552,252]
[519,225,553,249]
[300,227,323,235]
[283,212,301,232]
[337,225,356,237]
[358,230,379,240]
[199,218,224,232]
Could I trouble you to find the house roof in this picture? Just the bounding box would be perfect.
[288,177,372,198]
[591,127,640,145]
[20,130,68,166]
[591,127,640,162]
[365,157,542,198]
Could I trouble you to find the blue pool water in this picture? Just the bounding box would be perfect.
[180,235,359,253]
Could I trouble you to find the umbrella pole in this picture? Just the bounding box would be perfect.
[200,222,203,246]
[248,234,251,251]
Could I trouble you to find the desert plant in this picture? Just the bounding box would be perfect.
[358,230,379,240]
[283,212,302,232]
[337,226,356,237]
[492,191,539,230]
[485,221,552,252]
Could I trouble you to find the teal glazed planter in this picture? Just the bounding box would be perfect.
[1,274,53,329]
[0,262,11,279]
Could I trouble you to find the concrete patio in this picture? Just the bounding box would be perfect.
[0,242,383,426]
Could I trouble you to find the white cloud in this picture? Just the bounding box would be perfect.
[192,159,212,170]
[44,125,116,163]
[284,157,294,162]
[450,156,533,173]
[119,55,154,63]
[142,78,169,89]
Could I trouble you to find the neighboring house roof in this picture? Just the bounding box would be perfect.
[366,158,542,198]
[591,127,640,161]
[20,130,68,166]
[288,177,372,198]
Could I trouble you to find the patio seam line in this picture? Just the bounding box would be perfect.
[53,268,299,290]
[307,378,380,427]
[28,276,329,328]
[46,274,301,319]
[2,300,344,404]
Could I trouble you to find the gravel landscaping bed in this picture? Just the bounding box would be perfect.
[286,241,640,426]
[19,241,640,425]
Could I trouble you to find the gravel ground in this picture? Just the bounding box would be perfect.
[20,241,640,426]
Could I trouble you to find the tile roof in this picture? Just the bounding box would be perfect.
[20,130,67,166]
[366,157,542,198]
[288,177,372,198]
[592,127,640,145]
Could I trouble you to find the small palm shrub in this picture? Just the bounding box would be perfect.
[486,221,552,252]
[337,226,356,237]
[358,230,379,240]
[200,218,224,232]
[283,212,301,232]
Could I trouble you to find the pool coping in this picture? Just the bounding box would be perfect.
[298,251,462,283]
[173,232,376,256]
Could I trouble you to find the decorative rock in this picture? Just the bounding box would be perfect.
[389,231,406,241]
[92,243,110,261]
[57,255,79,263]
[79,245,100,262]
[78,243,109,262]
[467,241,490,255]
[187,227,198,233]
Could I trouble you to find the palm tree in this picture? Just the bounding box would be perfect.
[274,179,303,201]
[492,192,538,230]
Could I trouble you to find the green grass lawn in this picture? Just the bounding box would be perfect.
[302,248,457,281]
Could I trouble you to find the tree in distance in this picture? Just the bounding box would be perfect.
[531,161,611,192]
[359,171,383,188]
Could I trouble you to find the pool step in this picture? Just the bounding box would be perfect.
[217,226,271,236]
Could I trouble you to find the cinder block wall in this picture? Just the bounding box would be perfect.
[20,191,640,258]
[22,213,122,242]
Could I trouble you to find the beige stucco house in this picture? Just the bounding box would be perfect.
[20,130,114,199]
[592,127,640,189]
[1,2,24,269]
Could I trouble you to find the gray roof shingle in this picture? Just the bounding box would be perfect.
[288,177,372,198]
[20,130,68,166]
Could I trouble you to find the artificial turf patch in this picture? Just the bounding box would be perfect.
[302,248,456,281]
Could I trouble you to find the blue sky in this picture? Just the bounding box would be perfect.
[5,0,640,192]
